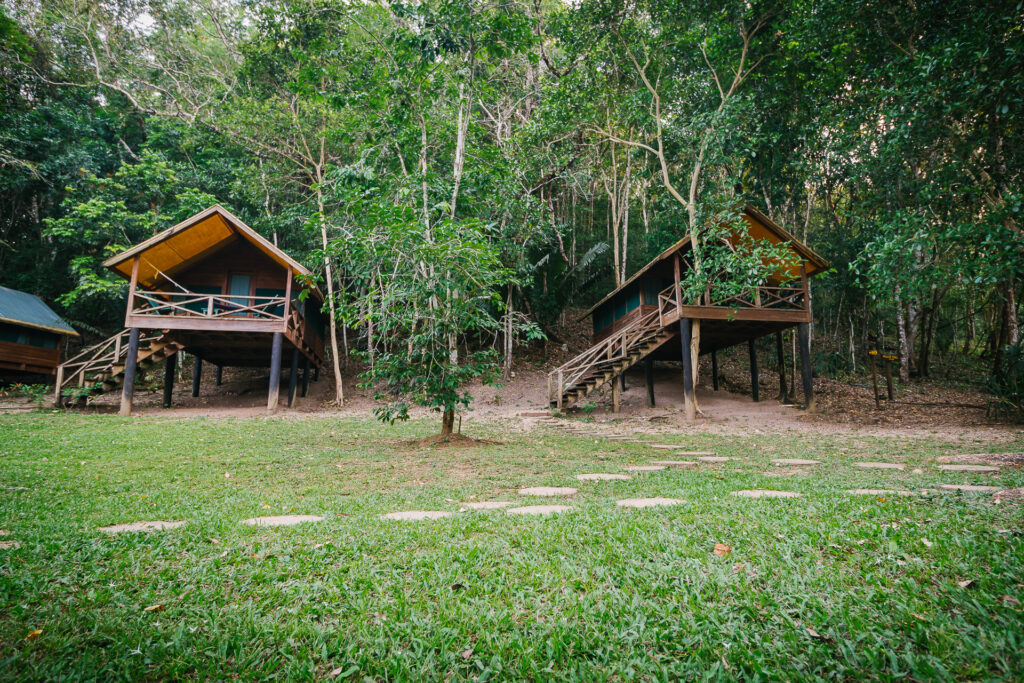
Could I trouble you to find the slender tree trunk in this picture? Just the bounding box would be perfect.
[440,408,455,437]
[316,178,345,404]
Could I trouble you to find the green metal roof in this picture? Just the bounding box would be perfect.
[0,286,79,337]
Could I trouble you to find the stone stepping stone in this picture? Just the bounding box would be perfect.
[241,515,324,527]
[938,484,1000,492]
[732,489,803,499]
[937,464,999,472]
[99,520,187,534]
[381,511,453,521]
[647,444,684,450]
[576,473,632,481]
[507,505,573,516]
[462,501,514,510]
[518,486,577,497]
[846,488,916,496]
[616,497,684,509]
[0,540,20,550]
[674,451,716,457]
[771,459,821,466]
[651,460,699,467]
[855,462,905,470]
[697,456,731,463]
[624,465,666,472]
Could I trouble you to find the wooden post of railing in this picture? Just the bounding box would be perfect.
[207,296,215,316]
[556,370,563,409]
[114,333,122,361]
[547,373,552,405]
[125,256,139,328]
[754,287,762,308]
[283,267,293,325]
[673,254,682,314]
[800,263,809,310]
[53,365,64,408]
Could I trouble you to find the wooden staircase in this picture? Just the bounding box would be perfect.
[55,329,183,406]
[548,304,677,410]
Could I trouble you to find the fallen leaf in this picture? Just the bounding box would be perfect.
[713,543,732,557]
[806,627,830,641]
[25,629,41,641]
[224,472,230,479]
[451,583,465,592]
[958,579,975,589]
[911,613,927,621]
[208,537,221,545]
[921,538,933,548]
[143,604,164,612]
[998,595,1021,606]
[461,648,473,660]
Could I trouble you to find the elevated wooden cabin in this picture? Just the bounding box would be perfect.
[0,286,79,377]
[549,205,829,413]
[56,206,325,414]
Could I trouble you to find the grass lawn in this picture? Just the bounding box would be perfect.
[1,413,1023,680]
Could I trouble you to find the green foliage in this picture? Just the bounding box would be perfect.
[0,383,50,410]
[989,342,1024,422]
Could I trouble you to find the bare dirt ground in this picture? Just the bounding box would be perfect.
[4,318,1021,445]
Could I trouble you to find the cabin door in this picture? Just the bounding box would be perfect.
[228,273,252,315]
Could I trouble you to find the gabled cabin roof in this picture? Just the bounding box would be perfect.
[103,205,322,299]
[0,286,79,337]
[581,205,830,319]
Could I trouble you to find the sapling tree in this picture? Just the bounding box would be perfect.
[330,196,541,438]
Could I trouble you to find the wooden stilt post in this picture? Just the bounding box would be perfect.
[301,358,310,397]
[215,365,223,386]
[748,338,760,402]
[645,357,655,407]
[287,347,299,407]
[191,356,202,397]
[680,317,695,419]
[798,322,815,412]
[118,327,141,417]
[776,331,789,402]
[711,350,719,391]
[267,332,283,413]
[163,352,177,408]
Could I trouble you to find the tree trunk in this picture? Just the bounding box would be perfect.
[316,180,345,404]
[440,408,456,437]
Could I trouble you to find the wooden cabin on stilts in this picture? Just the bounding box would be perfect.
[55,206,325,414]
[0,286,79,378]
[548,205,829,415]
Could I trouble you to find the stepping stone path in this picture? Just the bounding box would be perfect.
[937,464,1000,472]
[462,501,514,510]
[241,515,324,527]
[576,473,632,481]
[99,520,187,534]
[518,486,577,497]
[846,488,916,496]
[616,497,684,509]
[381,511,453,521]
[624,465,666,472]
[674,451,716,457]
[697,456,731,463]
[507,505,573,516]
[771,459,821,466]
[855,462,905,470]
[732,489,803,498]
[938,484,1000,492]
[651,460,699,467]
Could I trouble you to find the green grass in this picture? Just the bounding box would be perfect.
[1,413,1023,681]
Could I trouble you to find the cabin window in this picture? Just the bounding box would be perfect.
[0,322,57,348]
[183,285,222,314]
[254,288,286,317]
[625,283,640,313]
[594,303,613,332]
[227,274,252,315]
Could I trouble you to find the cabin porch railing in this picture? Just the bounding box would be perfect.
[130,291,287,321]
